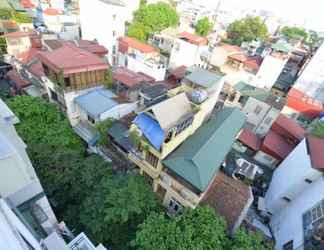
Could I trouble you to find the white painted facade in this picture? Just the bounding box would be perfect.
[242,97,280,136]
[265,139,324,249]
[0,199,42,250]
[251,55,288,89]
[5,36,31,58]
[168,38,209,70]
[79,0,140,64]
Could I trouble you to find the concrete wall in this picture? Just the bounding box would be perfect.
[242,97,271,130]
[168,39,208,70]
[0,199,42,250]
[6,37,31,57]
[269,179,324,250]
[79,0,140,64]
[252,55,287,89]
[126,56,166,81]
[265,139,323,214]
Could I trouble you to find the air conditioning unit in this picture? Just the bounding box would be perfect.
[161,174,172,187]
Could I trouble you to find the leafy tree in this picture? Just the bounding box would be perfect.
[195,17,213,37]
[228,229,274,250]
[80,175,160,249]
[0,8,12,20]
[310,120,324,138]
[95,118,115,146]
[11,11,32,23]
[280,26,308,41]
[226,16,268,45]
[104,68,114,89]
[0,37,7,55]
[132,206,228,250]
[6,96,83,151]
[128,3,179,41]
[127,22,151,41]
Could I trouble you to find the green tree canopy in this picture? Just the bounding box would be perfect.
[127,3,179,41]
[132,206,228,250]
[280,26,308,41]
[6,96,83,151]
[229,229,274,250]
[226,16,268,45]
[195,17,213,37]
[80,175,160,249]
[309,120,324,138]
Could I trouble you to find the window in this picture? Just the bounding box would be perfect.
[253,105,262,115]
[303,199,324,233]
[282,197,291,203]
[145,151,159,168]
[164,130,174,143]
[282,240,293,250]
[88,115,95,124]
[50,89,58,101]
[168,197,182,215]
[64,77,71,87]
[305,179,313,184]
[175,116,194,136]
[264,117,272,125]
[43,64,50,76]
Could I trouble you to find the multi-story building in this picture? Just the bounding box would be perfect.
[168,32,209,70]
[282,42,324,121]
[211,41,291,90]
[2,30,33,58]
[38,42,109,126]
[264,136,324,250]
[79,0,140,64]
[108,68,253,232]
[0,99,59,237]
[117,36,167,81]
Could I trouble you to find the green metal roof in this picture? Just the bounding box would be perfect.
[163,107,246,192]
[234,81,256,92]
[240,88,272,102]
[107,122,128,142]
[271,42,293,54]
[185,68,224,89]
[0,0,12,9]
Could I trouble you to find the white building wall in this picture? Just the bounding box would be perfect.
[270,178,324,250]
[100,102,137,121]
[265,139,323,214]
[168,39,208,70]
[252,55,287,89]
[0,199,42,250]
[242,97,271,130]
[254,107,280,136]
[79,0,140,64]
[126,56,166,81]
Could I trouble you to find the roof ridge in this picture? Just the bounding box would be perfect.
[192,108,236,165]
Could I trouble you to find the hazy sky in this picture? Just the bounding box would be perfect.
[196,0,324,31]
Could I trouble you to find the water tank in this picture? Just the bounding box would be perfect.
[190,89,208,104]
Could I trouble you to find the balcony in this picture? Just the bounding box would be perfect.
[73,121,100,146]
[128,152,160,179]
[68,233,106,250]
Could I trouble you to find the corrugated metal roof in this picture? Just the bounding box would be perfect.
[185,69,223,89]
[75,89,117,118]
[163,108,246,192]
[133,113,164,150]
[149,93,192,131]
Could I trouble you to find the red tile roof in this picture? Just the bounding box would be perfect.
[271,114,305,141]
[201,172,252,231]
[38,44,108,75]
[307,136,324,171]
[179,32,208,45]
[7,69,31,89]
[113,67,152,87]
[19,49,44,78]
[229,53,248,62]
[77,40,108,56]
[286,88,323,118]
[43,8,61,16]
[118,37,156,54]
[20,0,37,8]
[244,56,263,71]
[178,32,208,46]
[238,128,261,151]
[170,65,187,80]
[220,44,242,53]
[1,30,34,39]
[261,130,294,161]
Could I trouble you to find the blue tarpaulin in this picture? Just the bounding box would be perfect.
[134,113,165,150]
